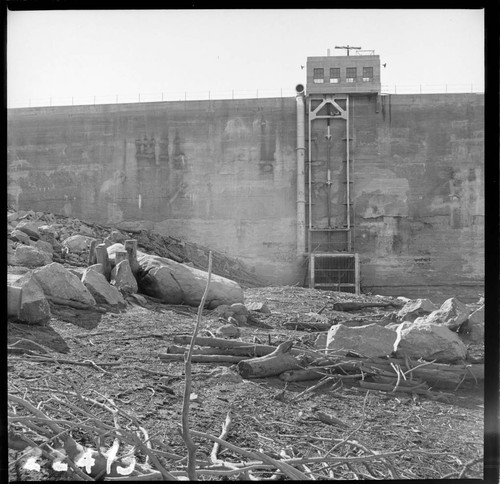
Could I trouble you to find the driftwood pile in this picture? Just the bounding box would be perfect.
[160,335,483,399]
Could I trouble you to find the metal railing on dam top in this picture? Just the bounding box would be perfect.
[8,83,484,108]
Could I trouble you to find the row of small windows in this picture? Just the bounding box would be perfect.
[313,67,374,83]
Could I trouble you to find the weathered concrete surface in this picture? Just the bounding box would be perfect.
[7,94,484,299]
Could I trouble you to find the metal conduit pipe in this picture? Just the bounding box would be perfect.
[295,84,306,257]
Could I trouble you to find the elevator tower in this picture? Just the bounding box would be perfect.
[304,48,381,293]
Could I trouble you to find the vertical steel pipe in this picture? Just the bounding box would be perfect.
[295,84,306,257]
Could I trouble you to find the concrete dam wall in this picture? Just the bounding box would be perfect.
[7,93,484,301]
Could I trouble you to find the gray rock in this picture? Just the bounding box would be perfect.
[31,262,96,306]
[420,297,470,331]
[216,324,241,338]
[15,245,53,267]
[15,274,51,324]
[7,211,19,222]
[15,220,41,240]
[82,268,125,307]
[10,229,31,245]
[62,234,96,253]
[246,302,271,314]
[394,320,467,363]
[136,250,244,309]
[326,323,397,357]
[34,239,54,254]
[397,298,437,322]
[78,224,95,236]
[106,230,127,244]
[110,260,138,296]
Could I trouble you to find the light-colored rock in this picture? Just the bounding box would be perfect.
[86,263,105,276]
[459,305,484,342]
[10,229,31,245]
[326,323,397,357]
[419,297,470,331]
[216,324,241,338]
[82,268,125,307]
[7,212,19,222]
[394,320,467,363]
[246,302,271,314]
[34,239,54,254]
[397,299,437,322]
[62,234,96,253]
[110,260,138,296]
[15,245,53,267]
[8,285,22,317]
[212,303,249,324]
[16,220,41,240]
[31,262,96,306]
[136,250,244,309]
[14,274,51,324]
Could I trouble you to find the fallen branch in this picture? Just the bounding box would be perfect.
[332,301,401,311]
[181,251,213,481]
[282,321,332,332]
[237,341,302,379]
[172,335,320,359]
[211,411,232,464]
[159,354,248,363]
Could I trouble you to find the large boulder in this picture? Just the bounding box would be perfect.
[61,235,96,253]
[31,262,96,306]
[417,297,470,331]
[14,273,51,324]
[325,323,397,357]
[15,245,53,267]
[82,267,126,307]
[10,229,31,245]
[459,305,484,342]
[394,320,467,363]
[397,299,437,322]
[110,260,138,296]
[34,239,54,254]
[15,220,41,240]
[136,251,244,309]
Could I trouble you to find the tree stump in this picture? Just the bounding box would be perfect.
[95,244,111,281]
[124,240,139,276]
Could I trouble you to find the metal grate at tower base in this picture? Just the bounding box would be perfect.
[309,253,360,294]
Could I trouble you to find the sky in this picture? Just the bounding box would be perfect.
[7,9,485,107]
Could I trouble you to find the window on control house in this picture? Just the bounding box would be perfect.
[346,67,357,83]
[313,68,324,84]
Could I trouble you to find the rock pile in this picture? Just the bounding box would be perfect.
[7,207,246,324]
[322,296,484,363]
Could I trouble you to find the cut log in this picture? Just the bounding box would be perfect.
[158,353,248,363]
[87,239,98,266]
[124,239,139,276]
[95,244,111,280]
[237,341,302,379]
[332,301,400,311]
[282,321,332,331]
[166,345,260,357]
